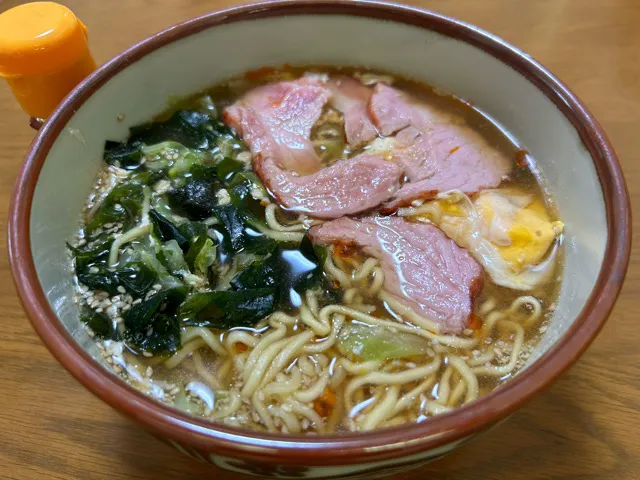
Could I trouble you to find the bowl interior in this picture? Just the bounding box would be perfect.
[29,12,606,409]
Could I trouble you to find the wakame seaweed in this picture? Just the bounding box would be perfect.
[81,308,117,340]
[68,238,112,273]
[169,179,219,220]
[76,262,157,297]
[179,288,277,329]
[229,235,325,310]
[104,140,143,170]
[87,183,145,232]
[124,288,187,354]
[150,209,189,250]
[73,105,339,355]
[230,257,277,291]
[216,157,244,180]
[212,204,246,253]
[129,110,232,150]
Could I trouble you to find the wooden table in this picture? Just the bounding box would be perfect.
[1,0,638,478]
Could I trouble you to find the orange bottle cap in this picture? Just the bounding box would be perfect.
[0,2,96,118]
[0,2,90,77]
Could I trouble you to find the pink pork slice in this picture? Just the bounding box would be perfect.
[327,76,378,148]
[223,78,330,175]
[225,78,403,219]
[369,84,512,210]
[256,154,403,220]
[309,216,483,333]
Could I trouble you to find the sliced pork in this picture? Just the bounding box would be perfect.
[368,84,511,210]
[223,78,330,175]
[309,216,483,333]
[225,79,402,219]
[256,154,402,220]
[327,76,378,148]
[369,83,424,136]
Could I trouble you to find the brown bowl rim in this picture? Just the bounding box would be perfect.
[8,0,631,467]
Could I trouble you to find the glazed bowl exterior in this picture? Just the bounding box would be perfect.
[8,1,630,478]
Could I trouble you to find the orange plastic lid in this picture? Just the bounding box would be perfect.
[0,2,90,77]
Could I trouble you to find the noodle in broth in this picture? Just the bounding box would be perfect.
[70,66,562,434]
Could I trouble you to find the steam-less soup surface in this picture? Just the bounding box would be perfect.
[69,67,563,434]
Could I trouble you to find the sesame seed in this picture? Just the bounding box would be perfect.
[142,351,153,358]
[117,286,126,294]
[152,284,162,290]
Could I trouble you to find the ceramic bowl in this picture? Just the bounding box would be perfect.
[8,1,631,478]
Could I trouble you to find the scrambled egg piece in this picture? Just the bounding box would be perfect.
[475,191,563,272]
[410,189,563,290]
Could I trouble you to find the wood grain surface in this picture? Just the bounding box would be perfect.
[1,0,638,479]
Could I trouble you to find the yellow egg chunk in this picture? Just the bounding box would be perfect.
[441,202,464,216]
[408,190,563,275]
[476,198,495,225]
[497,199,563,271]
